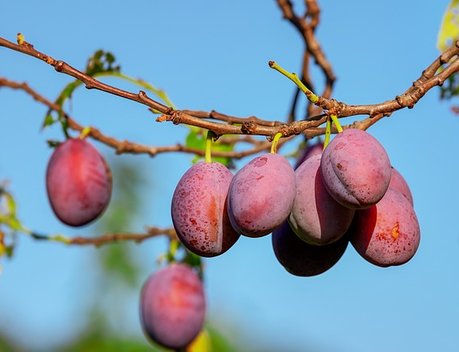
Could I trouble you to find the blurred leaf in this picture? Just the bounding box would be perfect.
[440,70,459,100]
[100,243,139,287]
[41,113,56,129]
[438,0,459,51]
[86,50,121,76]
[185,128,233,166]
[46,140,61,148]
[95,158,147,287]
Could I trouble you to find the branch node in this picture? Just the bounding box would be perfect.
[170,111,183,125]
[54,61,65,72]
[241,121,256,134]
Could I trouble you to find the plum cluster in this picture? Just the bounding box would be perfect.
[172,128,421,275]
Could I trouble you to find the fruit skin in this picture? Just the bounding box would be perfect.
[388,166,414,205]
[294,140,324,169]
[289,154,355,245]
[140,263,206,350]
[171,162,240,257]
[46,138,112,226]
[320,129,391,209]
[350,189,420,267]
[227,153,296,237]
[272,221,349,277]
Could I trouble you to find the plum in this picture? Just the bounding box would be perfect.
[227,153,296,237]
[350,189,420,267]
[140,263,205,349]
[320,129,391,209]
[272,221,349,277]
[388,166,414,205]
[294,140,324,169]
[171,161,240,257]
[289,154,355,245]
[46,138,112,226]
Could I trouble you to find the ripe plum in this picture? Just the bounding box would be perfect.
[388,166,414,205]
[289,154,355,245]
[320,129,391,208]
[227,153,295,237]
[46,138,112,226]
[294,140,324,169]
[140,263,205,349]
[171,162,239,257]
[350,189,420,267]
[272,221,349,276]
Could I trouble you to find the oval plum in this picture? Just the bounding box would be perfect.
[294,140,324,169]
[140,263,205,349]
[388,166,414,205]
[46,138,112,226]
[350,189,420,267]
[272,221,349,277]
[320,129,391,209]
[227,153,296,237]
[171,162,240,257]
[289,154,355,245]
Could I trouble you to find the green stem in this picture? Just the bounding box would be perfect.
[324,117,331,149]
[270,132,283,154]
[79,126,91,139]
[330,114,343,133]
[269,61,319,104]
[205,130,214,163]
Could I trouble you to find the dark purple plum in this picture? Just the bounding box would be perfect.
[140,263,205,349]
[320,129,391,209]
[289,154,355,245]
[46,138,112,226]
[227,153,295,237]
[171,162,239,257]
[272,221,349,277]
[388,166,414,205]
[350,189,420,267]
[294,140,324,169]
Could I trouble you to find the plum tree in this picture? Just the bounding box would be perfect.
[0,1,458,350]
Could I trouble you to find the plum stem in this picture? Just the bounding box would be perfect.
[268,61,319,104]
[330,114,343,133]
[205,130,214,163]
[270,132,283,154]
[79,126,92,139]
[324,117,331,149]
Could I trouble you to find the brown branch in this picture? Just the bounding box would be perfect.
[0,36,310,138]
[277,0,336,121]
[1,34,459,139]
[0,77,293,159]
[66,227,177,247]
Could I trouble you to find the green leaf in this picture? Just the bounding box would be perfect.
[85,50,121,76]
[438,0,459,51]
[41,113,56,129]
[185,128,234,166]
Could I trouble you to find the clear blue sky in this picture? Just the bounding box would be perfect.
[1,1,457,351]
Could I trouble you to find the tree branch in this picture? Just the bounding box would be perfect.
[1,34,459,141]
[29,226,177,247]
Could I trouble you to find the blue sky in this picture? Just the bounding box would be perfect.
[1,1,458,351]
